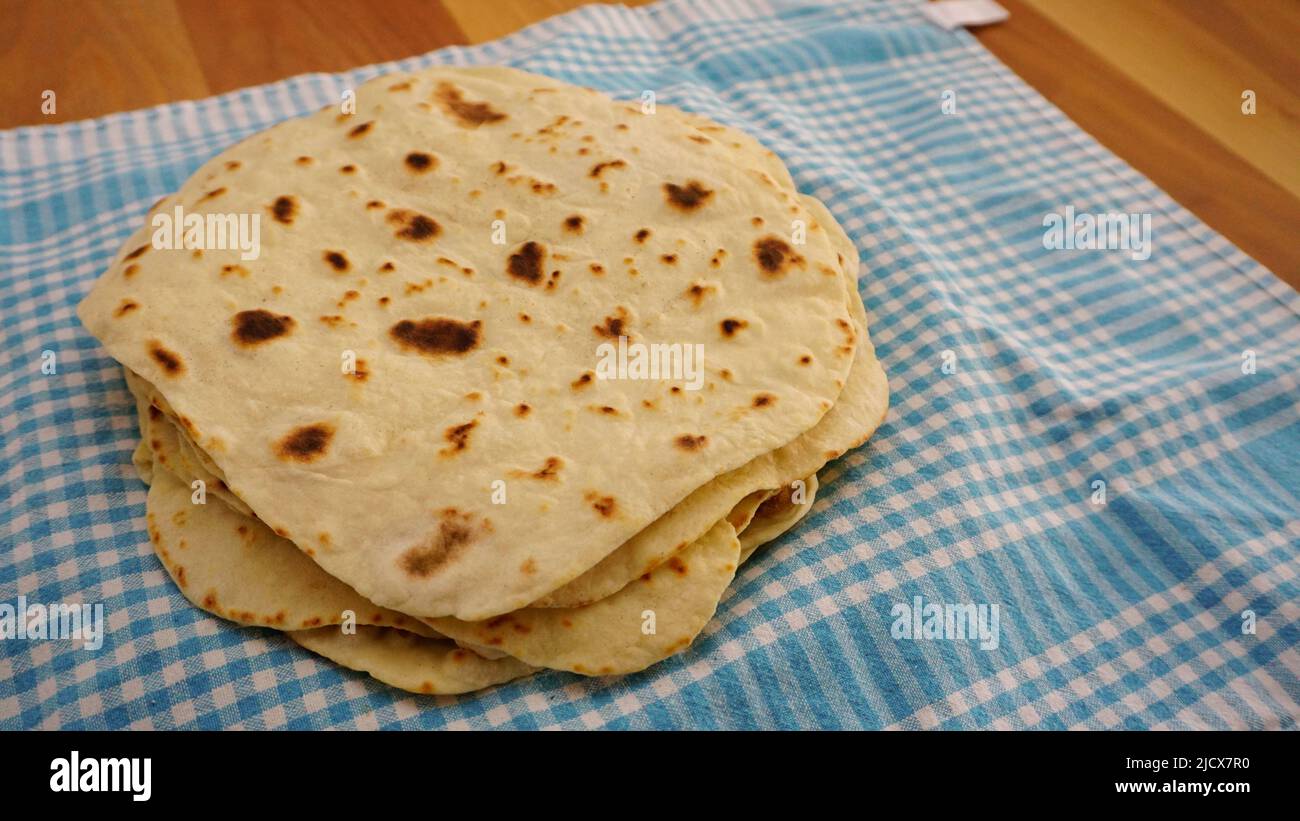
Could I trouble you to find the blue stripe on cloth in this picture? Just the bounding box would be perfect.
[1,0,1297,730]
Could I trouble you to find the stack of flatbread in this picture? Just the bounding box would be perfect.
[77,66,889,695]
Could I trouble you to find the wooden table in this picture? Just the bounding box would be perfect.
[3,0,1296,289]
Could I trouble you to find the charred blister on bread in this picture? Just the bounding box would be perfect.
[389,317,482,356]
[274,423,334,463]
[231,309,295,346]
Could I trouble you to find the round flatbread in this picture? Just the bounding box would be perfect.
[78,65,860,621]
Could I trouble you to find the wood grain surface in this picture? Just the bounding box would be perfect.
[1,0,1295,288]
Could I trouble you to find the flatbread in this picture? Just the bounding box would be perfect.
[740,473,818,563]
[136,390,766,674]
[131,196,882,680]
[143,424,746,676]
[77,65,860,621]
[290,625,535,695]
[426,519,741,675]
[143,462,439,637]
[537,215,888,605]
[128,369,254,516]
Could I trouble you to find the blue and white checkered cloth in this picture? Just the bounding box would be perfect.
[2,0,1297,730]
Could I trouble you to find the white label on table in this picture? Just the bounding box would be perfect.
[921,0,1010,30]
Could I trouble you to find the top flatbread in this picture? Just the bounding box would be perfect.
[78,66,859,620]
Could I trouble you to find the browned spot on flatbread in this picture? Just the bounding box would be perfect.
[387,209,441,242]
[563,215,585,233]
[589,159,626,178]
[390,317,481,355]
[123,263,139,278]
[675,434,708,451]
[752,392,776,408]
[275,423,334,463]
[507,241,545,285]
[509,456,562,480]
[348,121,374,138]
[515,403,531,417]
[593,308,629,340]
[584,491,617,518]
[398,508,488,578]
[633,228,651,243]
[434,82,507,127]
[666,556,688,576]
[322,250,350,272]
[685,282,716,306]
[836,317,856,346]
[198,187,226,203]
[753,235,805,277]
[114,299,138,317]
[720,318,747,337]
[440,419,478,456]
[270,196,297,225]
[533,457,562,479]
[664,180,713,211]
[405,152,436,172]
[146,340,184,376]
[346,358,369,381]
[571,371,594,390]
[124,245,149,261]
[232,309,295,346]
